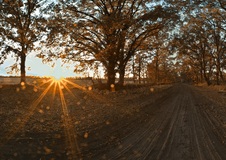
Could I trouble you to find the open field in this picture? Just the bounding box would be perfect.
[1,79,226,159]
[0,77,94,87]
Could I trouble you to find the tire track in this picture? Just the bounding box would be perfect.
[82,84,226,160]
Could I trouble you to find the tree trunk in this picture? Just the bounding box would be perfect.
[132,56,136,83]
[216,57,220,85]
[155,54,159,85]
[205,77,211,86]
[118,65,125,87]
[216,70,220,85]
[220,68,224,82]
[155,67,159,84]
[203,69,211,86]
[200,69,203,83]
[107,62,116,90]
[138,56,141,84]
[20,49,26,84]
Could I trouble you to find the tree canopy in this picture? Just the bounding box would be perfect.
[0,0,54,83]
[42,0,178,87]
[1,0,226,87]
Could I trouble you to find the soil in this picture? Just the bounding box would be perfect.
[0,81,226,160]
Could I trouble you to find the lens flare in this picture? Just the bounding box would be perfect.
[1,76,110,159]
[51,76,64,83]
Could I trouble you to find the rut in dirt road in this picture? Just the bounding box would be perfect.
[89,84,226,160]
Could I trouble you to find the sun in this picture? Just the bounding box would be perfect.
[51,75,64,83]
[2,72,107,159]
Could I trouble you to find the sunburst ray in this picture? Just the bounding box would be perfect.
[58,81,81,159]
[0,81,55,147]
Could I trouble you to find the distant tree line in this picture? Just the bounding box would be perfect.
[173,0,226,85]
[0,0,226,87]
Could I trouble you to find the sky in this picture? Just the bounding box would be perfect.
[0,0,161,78]
[0,0,80,78]
[0,52,80,78]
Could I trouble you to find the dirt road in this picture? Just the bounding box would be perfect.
[82,84,226,160]
[1,83,226,159]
